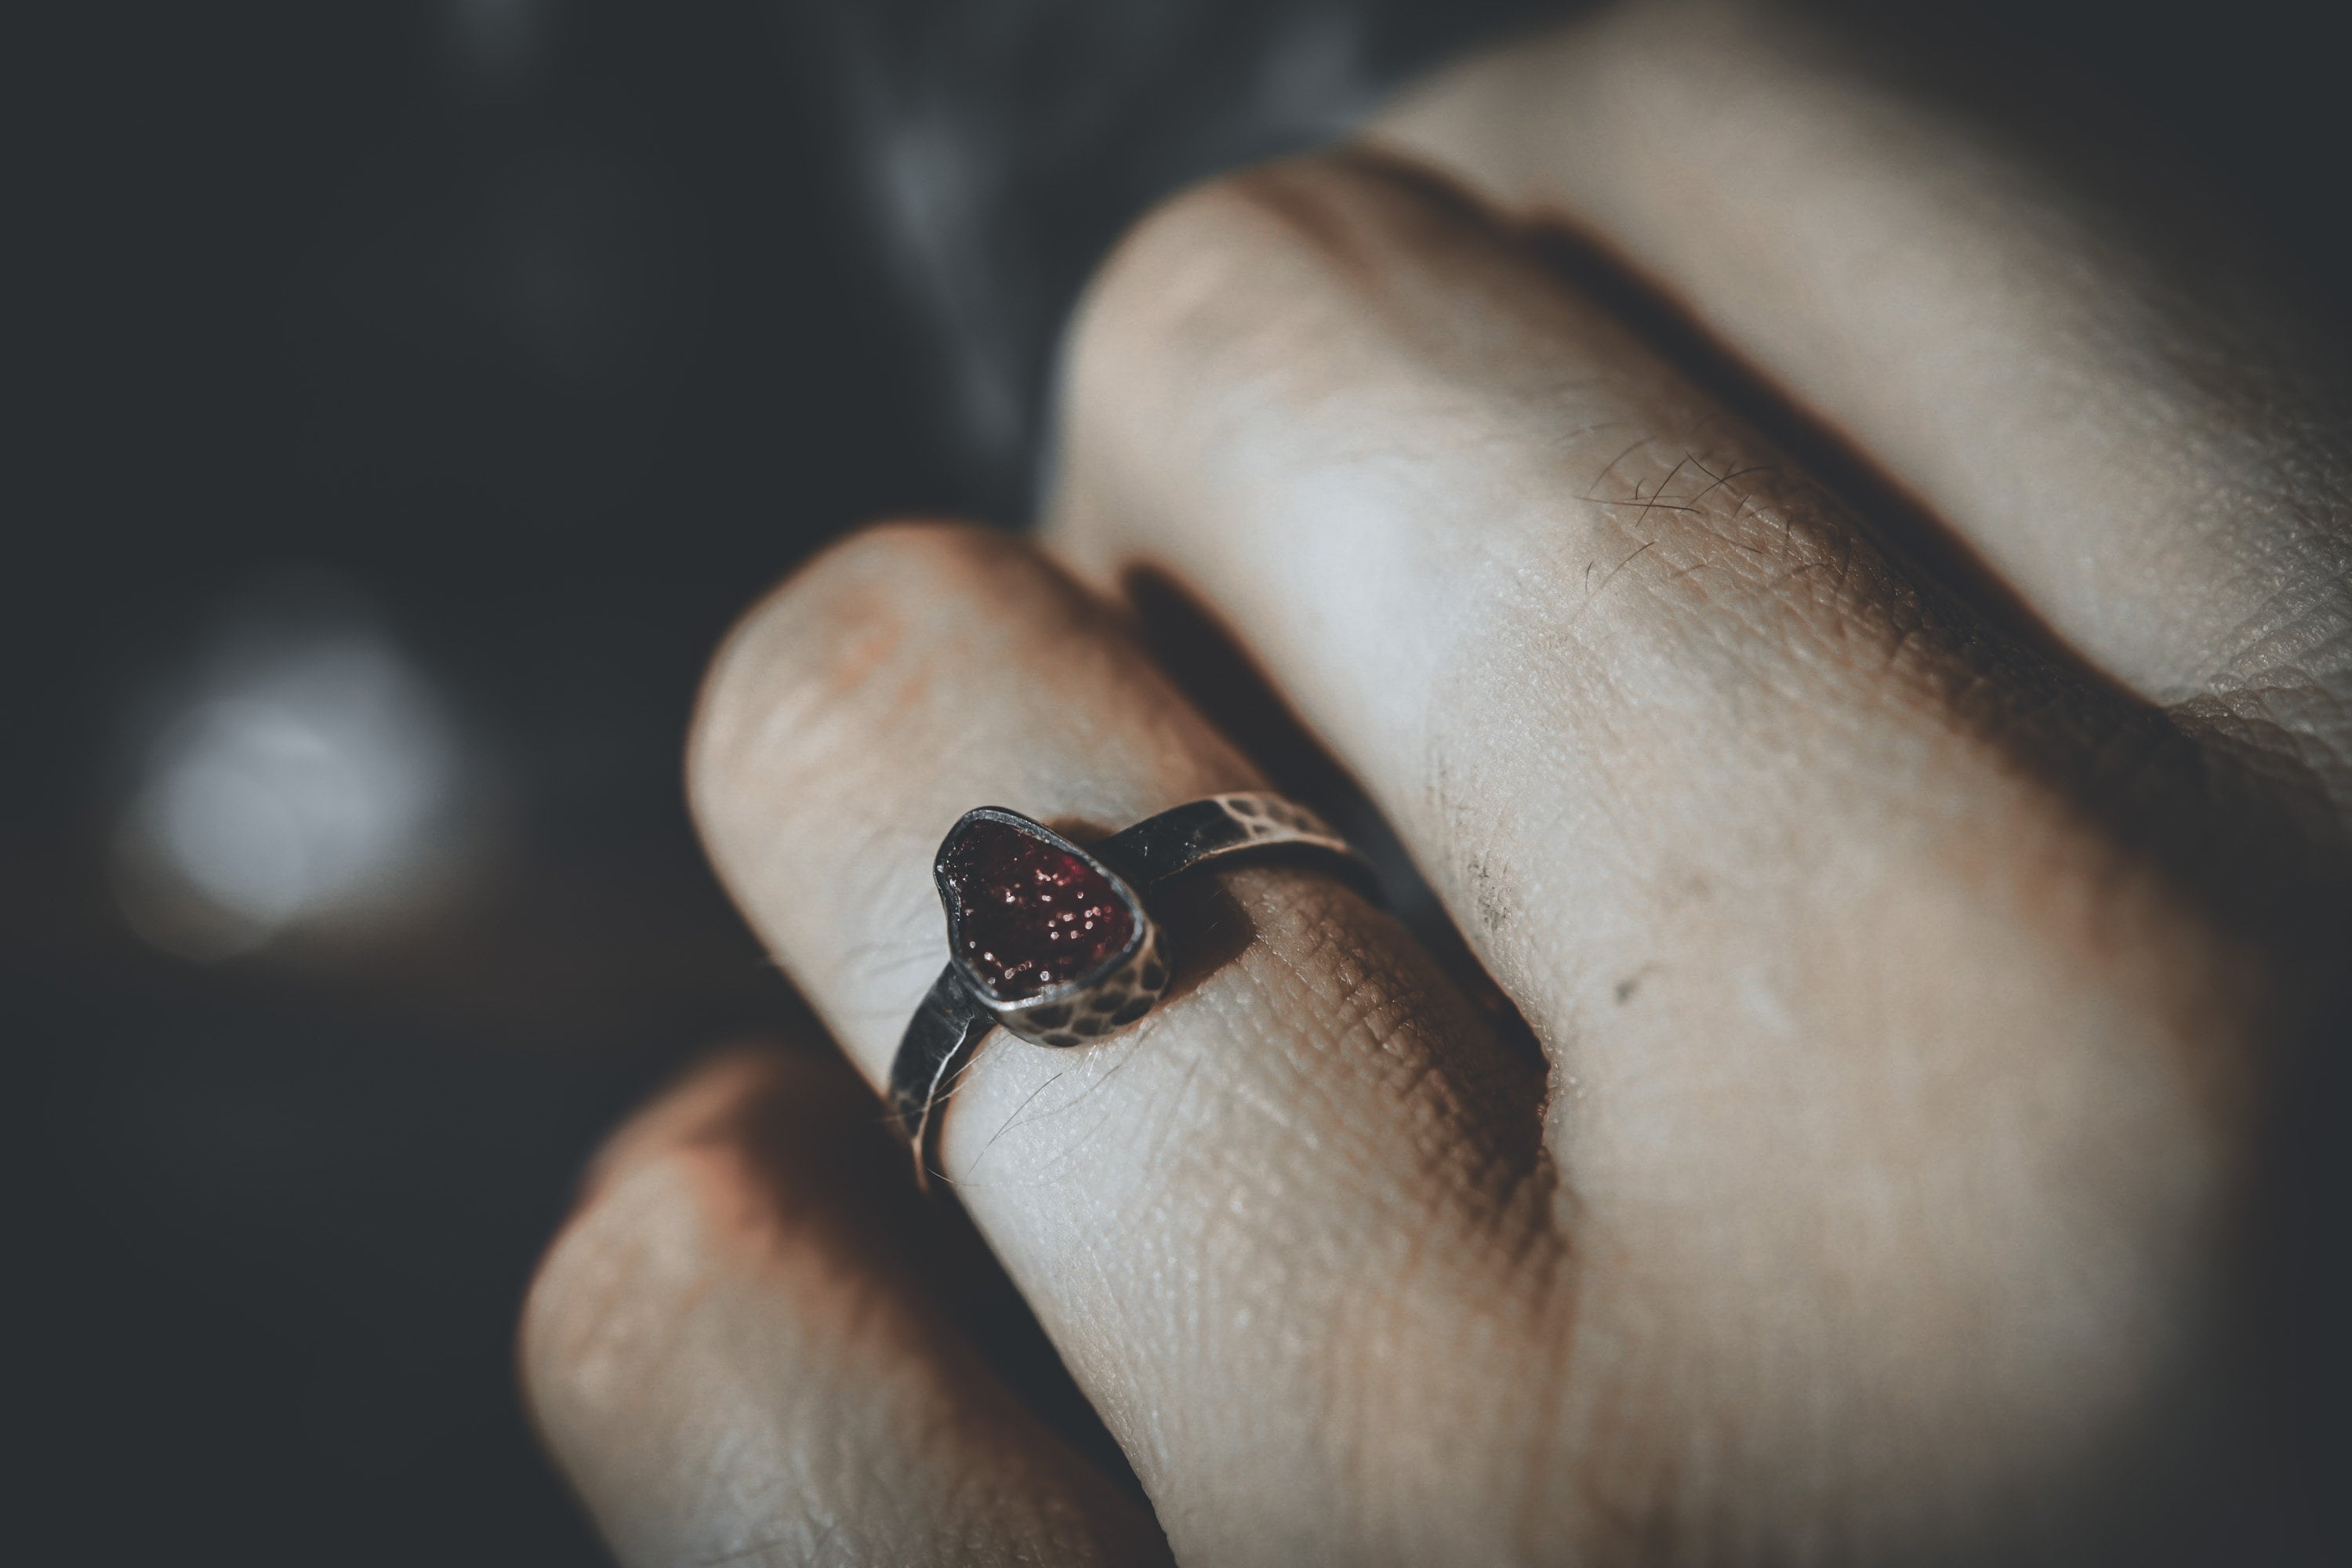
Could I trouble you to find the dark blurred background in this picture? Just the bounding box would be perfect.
[10,2,2348,1562]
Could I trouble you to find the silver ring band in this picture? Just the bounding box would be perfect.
[889,793,1371,1184]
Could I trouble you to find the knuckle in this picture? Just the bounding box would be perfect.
[517,1151,699,1432]
[518,1051,813,1428]
[1069,153,1446,404]
[686,518,1018,822]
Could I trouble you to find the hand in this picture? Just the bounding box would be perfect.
[520,4,2352,1563]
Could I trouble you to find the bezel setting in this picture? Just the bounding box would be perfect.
[933,807,1171,1047]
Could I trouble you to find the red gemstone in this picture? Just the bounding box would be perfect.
[942,817,1136,1001]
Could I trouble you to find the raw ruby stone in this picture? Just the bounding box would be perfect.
[943,818,1135,1000]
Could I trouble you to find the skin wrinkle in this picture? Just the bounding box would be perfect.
[693,525,1617,1562]
[959,884,1314,1197]
[1370,338,1928,760]
[526,1049,1174,1568]
[1377,0,2352,774]
[1466,392,2299,1041]
[539,1171,829,1558]
[530,9,2352,1558]
[1220,880,1567,1551]
[1101,876,1537,1255]
[588,70,2352,1561]
[1287,881,1548,1212]
[1040,142,2325,1555]
[966,875,1558,1553]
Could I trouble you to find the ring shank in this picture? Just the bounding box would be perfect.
[1092,793,1366,891]
[890,967,996,1189]
[889,793,1372,1185]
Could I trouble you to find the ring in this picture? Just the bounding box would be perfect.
[890,792,1374,1183]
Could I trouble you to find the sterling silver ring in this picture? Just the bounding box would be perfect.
[889,793,1372,1184]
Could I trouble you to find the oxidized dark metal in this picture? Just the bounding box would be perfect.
[889,792,1371,1185]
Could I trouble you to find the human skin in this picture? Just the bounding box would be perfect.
[520,3,2351,1563]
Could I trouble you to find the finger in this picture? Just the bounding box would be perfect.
[1372,0,2352,800]
[521,1044,1172,1568]
[1045,151,2274,1544]
[688,522,1562,1563]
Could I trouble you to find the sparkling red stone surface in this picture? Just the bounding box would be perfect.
[943,818,1134,1000]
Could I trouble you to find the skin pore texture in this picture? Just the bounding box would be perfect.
[1371,0,2352,801]
[522,5,2352,1563]
[524,1048,1175,1568]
